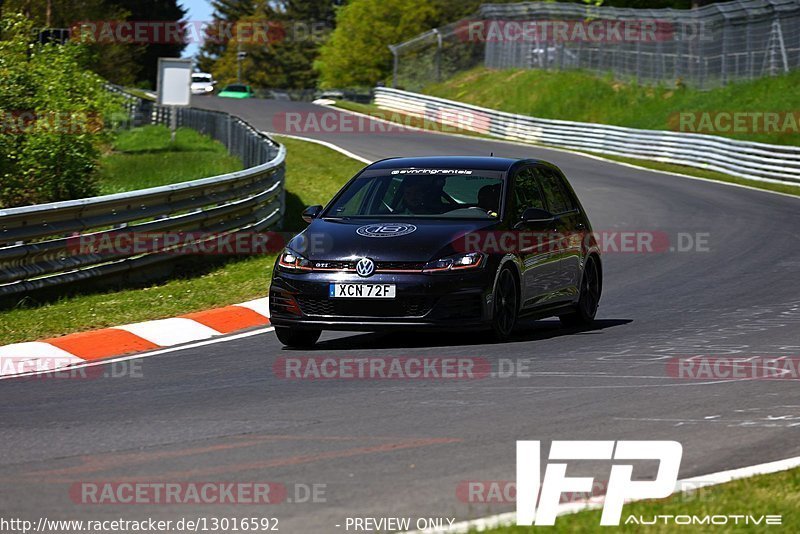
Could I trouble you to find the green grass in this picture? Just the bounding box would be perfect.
[330,101,800,198]
[97,125,243,194]
[424,68,800,146]
[479,467,800,532]
[0,136,364,344]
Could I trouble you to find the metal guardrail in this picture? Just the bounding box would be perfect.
[0,91,286,298]
[373,87,800,186]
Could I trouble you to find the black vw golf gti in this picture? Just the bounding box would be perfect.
[269,156,601,347]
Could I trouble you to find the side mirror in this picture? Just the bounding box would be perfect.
[518,207,555,226]
[302,205,323,224]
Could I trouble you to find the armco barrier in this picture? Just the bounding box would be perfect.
[373,87,800,186]
[0,92,286,298]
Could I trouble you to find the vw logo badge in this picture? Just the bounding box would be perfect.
[356,224,417,238]
[356,257,375,278]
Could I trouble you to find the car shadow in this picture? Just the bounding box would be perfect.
[295,318,633,351]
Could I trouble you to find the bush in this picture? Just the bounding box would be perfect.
[0,14,123,208]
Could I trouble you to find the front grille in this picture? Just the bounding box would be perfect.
[309,260,424,273]
[377,261,425,271]
[296,296,432,318]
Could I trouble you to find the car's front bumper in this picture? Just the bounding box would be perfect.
[269,270,494,331]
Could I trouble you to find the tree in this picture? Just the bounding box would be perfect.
[197,0,258,72]
[203,0,340,89]
[2,0,186,87]
[112,0,187,87]
[316,0,439,88]
[248,0,339,89]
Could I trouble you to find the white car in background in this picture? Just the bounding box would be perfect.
[191,73,216,95]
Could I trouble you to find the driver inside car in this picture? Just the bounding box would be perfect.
[396,177,448,215]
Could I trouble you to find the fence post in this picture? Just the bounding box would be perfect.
[721,19,729,85]
[433,28,443,82]
[772,17,789,74]
[389,45,399,88]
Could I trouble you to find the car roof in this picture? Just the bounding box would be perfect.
[365,156,536,172]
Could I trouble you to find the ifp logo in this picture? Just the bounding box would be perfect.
[516,440,682,526]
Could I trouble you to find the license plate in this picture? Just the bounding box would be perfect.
[330,283,396,299]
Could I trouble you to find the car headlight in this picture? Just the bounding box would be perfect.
[423,252,484,273]
[278,248,312,272]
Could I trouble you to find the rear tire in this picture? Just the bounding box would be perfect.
[559,256,601,328]
[274,327,321,348]
[491,266,519,342]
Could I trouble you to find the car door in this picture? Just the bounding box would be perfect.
[510,167,562,308]
[536,165,583,301]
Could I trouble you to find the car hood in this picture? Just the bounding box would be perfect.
[287,218,500,262]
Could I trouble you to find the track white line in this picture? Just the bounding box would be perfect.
[405,455,800,533]
[266,132,374,164]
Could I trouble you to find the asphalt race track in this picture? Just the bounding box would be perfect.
[1,97,799,532]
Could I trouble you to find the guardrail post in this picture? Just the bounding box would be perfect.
[226,114,232,151]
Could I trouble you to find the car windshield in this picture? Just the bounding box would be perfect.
[192,75,211,83]
[324,171,504,219]
[224,85,249,92]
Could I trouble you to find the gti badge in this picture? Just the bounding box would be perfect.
[355,257,375,278]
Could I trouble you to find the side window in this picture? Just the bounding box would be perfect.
[512,168,545,219]
[537,168,575,214]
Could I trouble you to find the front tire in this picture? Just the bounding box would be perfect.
[274,327,321,348]
[491,266,519,342]
[559,256,601,328]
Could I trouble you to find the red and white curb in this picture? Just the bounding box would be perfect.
[0,298,270,379]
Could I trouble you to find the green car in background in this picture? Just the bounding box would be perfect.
[218,84,255,98]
